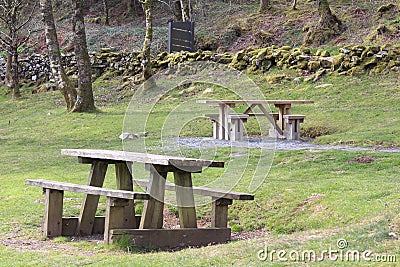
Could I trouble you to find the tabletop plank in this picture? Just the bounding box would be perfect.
[61,149,224,168]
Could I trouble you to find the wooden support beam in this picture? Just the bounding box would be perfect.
[62,216,105,236]
[174,172,197,228]
[104,197,129,244]
[211,198,232,228]
[44,189,64,237]
[115,162,136,229]
[110,228,231,249]
[77,161,108,235]
[140,165,167,229]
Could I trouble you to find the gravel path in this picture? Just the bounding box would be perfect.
[174,137,400,153]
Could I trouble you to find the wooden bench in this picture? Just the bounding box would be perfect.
[204,114,220,139]
[25,179,149,244]
[283,114,306,140]
[133,179,254,228]
[228,114,249,141]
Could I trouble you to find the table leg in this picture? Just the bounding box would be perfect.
[276,104,292,131]
[173,171,197,228]
[218,104,230,140]
[115,162,136,229]
[140,165,167,229]
[77,160,108,235]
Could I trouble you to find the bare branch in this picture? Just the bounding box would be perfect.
[156,0,171,8]
[0,36,12,51]
[17,28,31,46]
[16,1,37,31]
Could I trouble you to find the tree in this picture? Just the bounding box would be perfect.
[141,0,155,89]
[0,0,35,99]
[172,0,191,22]
[292,0,297,10]
[179,0,191,21]
[126,0,138,16]
[40,0,78,111]
[259,0,270,12]
[303,0,346,47]
[103,0,109,26]
[71,0,96,112]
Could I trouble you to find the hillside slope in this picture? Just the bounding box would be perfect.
[28,0,400,54]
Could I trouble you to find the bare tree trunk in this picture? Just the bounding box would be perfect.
[5,53,12,87]
[259,0,270,12]
[103,0,109,26]
[180,0,191,21]
[40,0,77,111]
[0,0,35,99]
[303,0,346,46]
[72,0,95,112]
[141,0,155,90]
[10,46,20,99]
[292,0,297,10]
[173,0,183,21]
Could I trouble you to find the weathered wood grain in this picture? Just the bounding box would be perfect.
[133,179,254,200]
[25,179,150,200]
[174,172,197,228]
[110,228,231,249]
[44,189,63,237]
[61,149,224,168]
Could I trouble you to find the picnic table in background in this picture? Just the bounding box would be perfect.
[197,99,314,141]
[26,149,254,249]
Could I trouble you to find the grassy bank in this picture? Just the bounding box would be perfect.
[0,71,399,266]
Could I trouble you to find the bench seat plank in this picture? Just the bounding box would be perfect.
[25,179,149,200]
[133,179,254,200]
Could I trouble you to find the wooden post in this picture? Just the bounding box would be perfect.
[140,165,167,229]
[77,160,108,235]
[44,189,64,237]
[211,198,232,228]
[115,162,136,229]
[219,104,230,140]
[174,171,197,228]
[104,197,129,244]
[168,21,172,53]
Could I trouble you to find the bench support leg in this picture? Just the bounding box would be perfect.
[77,161,108,235]
[174,172,197,228]
[212,120,219,139]
[140,165,167,229]
[211,198,232,228]
[104,197,129,244]
[44,189,64,237]
[285,119,303,140]
[115,162,136,229]
[230,119,246,141]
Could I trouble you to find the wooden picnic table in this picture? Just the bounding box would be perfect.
[27,149,255,248]
[197,99,314,140]
[61,149,224,230]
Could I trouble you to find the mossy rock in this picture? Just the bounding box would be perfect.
[319,57,333,69]
[301,47,311,54]
[298,61,309,70]
[280,46,292,51]
[265,74,290,84]
[377,3,398,14]
[307,61,321,72]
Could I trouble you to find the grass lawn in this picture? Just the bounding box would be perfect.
[0,71,399,266]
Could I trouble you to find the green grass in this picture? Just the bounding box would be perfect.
[0,70,399,265]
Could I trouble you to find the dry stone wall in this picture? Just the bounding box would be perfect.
[0,45,399,86]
